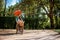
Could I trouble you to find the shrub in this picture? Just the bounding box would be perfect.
[0,16,16,29]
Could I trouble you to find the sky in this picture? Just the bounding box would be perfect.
[6,0,20,8]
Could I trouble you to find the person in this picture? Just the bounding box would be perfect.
[14,9,24,34]
[16,15,24,34]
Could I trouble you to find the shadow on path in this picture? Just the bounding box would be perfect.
[16,33,60,40]
[0,33,16,36]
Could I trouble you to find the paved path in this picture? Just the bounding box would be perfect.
[0,29,60,40]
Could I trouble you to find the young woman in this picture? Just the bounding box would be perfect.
[16,16,24,34]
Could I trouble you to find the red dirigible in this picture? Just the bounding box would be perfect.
[14,10,22,16]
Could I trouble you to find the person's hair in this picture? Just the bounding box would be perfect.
[18,16,22,20]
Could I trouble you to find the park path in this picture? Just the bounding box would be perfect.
[0,29,60,40]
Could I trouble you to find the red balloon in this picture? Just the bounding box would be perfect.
[14,10,22,16]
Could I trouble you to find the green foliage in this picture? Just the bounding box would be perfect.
[24,14,51,29]
[0,0,4,16]
[0,0,60,29]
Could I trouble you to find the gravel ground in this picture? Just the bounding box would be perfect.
[0,29,60,40]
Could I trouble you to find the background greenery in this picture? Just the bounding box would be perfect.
[0,0,60,29]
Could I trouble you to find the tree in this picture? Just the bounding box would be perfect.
[49,0,54,28]
[0,0,4,16]
[4,0,60,29]
[3,0,7,16]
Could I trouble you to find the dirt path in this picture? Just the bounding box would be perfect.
[0,29,60,40]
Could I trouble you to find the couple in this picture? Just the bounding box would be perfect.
[16,14,24,34]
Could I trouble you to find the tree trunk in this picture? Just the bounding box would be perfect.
[3,0,7,16]
[49,0,54,29]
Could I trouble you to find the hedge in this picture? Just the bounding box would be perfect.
[0,16,16,29]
